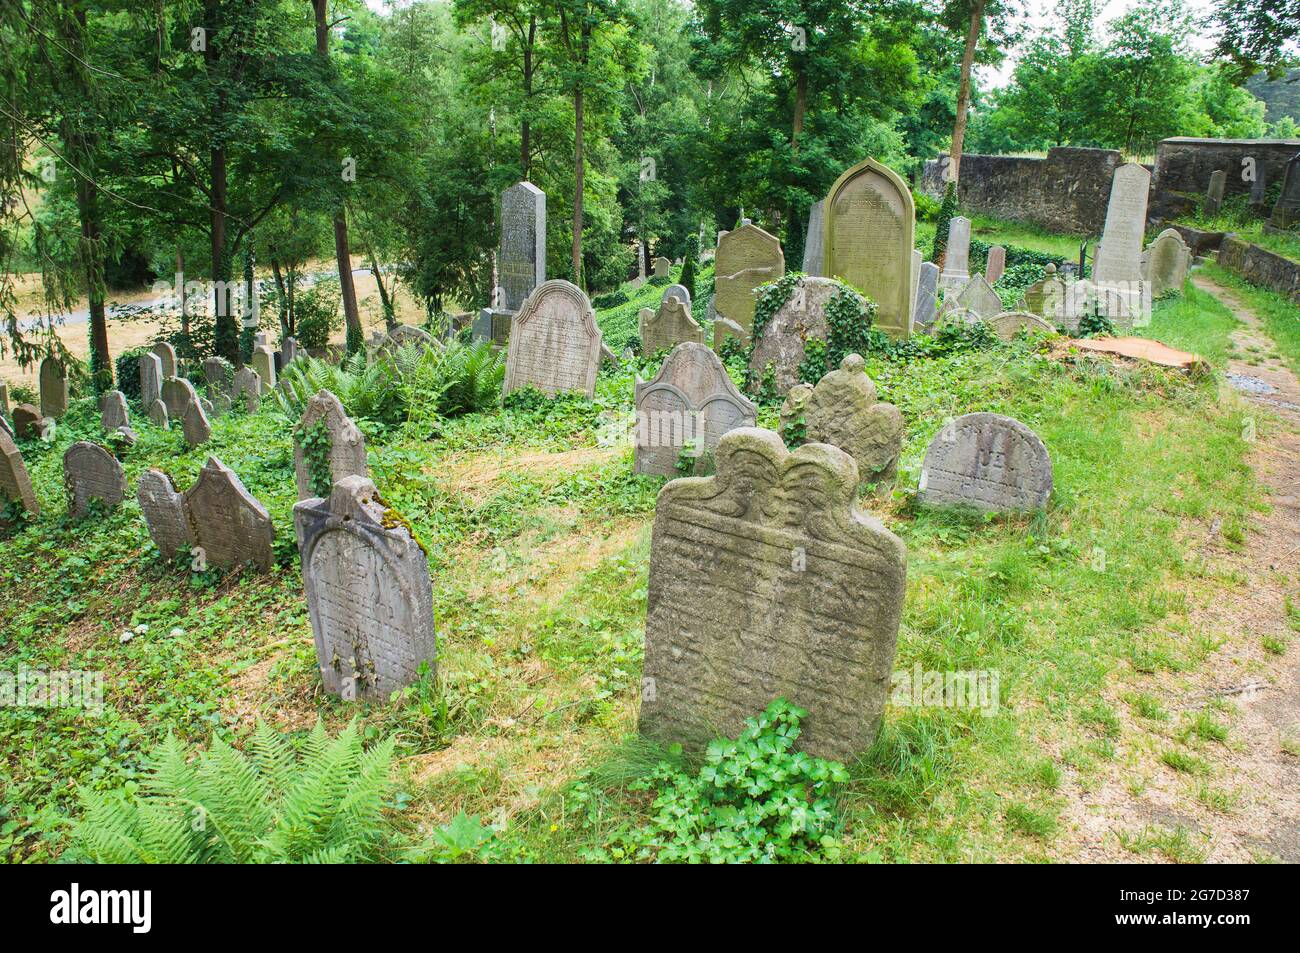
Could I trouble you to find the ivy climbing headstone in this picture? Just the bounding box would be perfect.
[294,390,369,500]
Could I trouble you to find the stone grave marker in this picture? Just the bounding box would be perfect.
[183,456,274,572]
[1022,264,1065,319]
[939,216,971,290]
[640,295,703,356]
[139,352,164,411]
[800,353,903,487]
[473,308,513,346]
[13,404,42,440]
[137,469,190,560]
[148,400,170,430]
[182,398,212,448]
[203,357,233,397]
[802,200,825,276]
[161,377,197,420]
[1204,169,1227,217]
[63,441,127,518]
[251,345,277,394]
[502,280,603,398]
[1144,228,1191,298]
[919,412,1052,512]
[499,182,546,311]
[634,342,756,477]
[0,428,39,527]
[281,336,299,366]
[294,389,368,500]
[100,391,129,431]
[712,223,784,345]
[913,261,940,329]
[909,248,922,315]
[233,367,262,413]
[823,157,915,338]
[954,274,1003,321]
[39,357,68,419]
[988,311,1056,341]
[986,245,1007,285]
[151,342,178,378]
[639,427,907,762]
[0,379,9,415]
[1092,162,1151,286]
[293,476,435,702]
[652,256,671,278]
[661,284,690,306]
[747,276,846,396]
[1270,152,1300,229]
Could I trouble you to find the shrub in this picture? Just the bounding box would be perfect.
[592,289,629,309]
[680,234,699,306]
[295,281,343,351]
[72,720,397,863]
[930,182,958,264]
[114,347,149,402]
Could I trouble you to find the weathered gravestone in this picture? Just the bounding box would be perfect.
[148,400,170,430]
[63,441,127,518]
[12,404,42,440]
[182,398,211,448]
[1269,152,1300,230]
[294,476,435,702]
[294,389,368,500]
[652,257,671,278]
[251,345,277,394]
[100,391,129,431]
[1022,263,1065,319]
[913,261,940,329]
[473,308,513,346]
[161,377,198,420]
[39,357,68,419]
[988,311,1056,341]
[233,368,262,413]
[634,342,756,477]
[661,284,691,306]
[747,277,851,396]
[499,182,546,311]
[986,245,1007,285]
[183,457,274,572]
[151,341,178,378]
[909,249,922,315]
[139,352,164,411]
[1144,228,1192,298]
[639,427,908,762]
[799,354,904,487]
[919,412,1052,512]
[1205,169,1227,217]
[640,295,703,356]
[0,429,39,527]
[802,200,825,276]
[137,469,190,560]
[712,223,785,347]
[939,216,972,290]
[0,379,9,415]
[953,274,1003,321]
[823,158,915,338]
[1092,162,1151,286]
[386,324,433,350]
[203,357,233,398]
[281,336,299,366]
[502,280,603,398]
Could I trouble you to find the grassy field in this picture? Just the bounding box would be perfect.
[0,263,1285,863]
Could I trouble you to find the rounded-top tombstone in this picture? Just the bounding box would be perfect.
[502,279,603,398]
[919,412,1052,512]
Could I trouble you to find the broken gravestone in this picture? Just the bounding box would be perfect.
[0,428,40,528]
[987,311,1057,341]
[919,412,1052,512]
[63,441,127,519]
[183,456,275,572]
[794,354,903,488]
[137,469,190,561]
[294,389,369,500]
[747,276,859,396]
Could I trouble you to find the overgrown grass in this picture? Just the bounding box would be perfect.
[1197,263,1300,375]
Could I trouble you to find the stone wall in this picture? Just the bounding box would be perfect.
[922,147,1123,235]
[1217,236,1300,304]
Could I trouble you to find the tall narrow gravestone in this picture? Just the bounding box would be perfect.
[823,158,915,339]
[912,262,940,329]
[639,295,703,356]
[986,245,1007,285]
[1270,152,1300,230]
[712,223,784,347]
[502,280,603,398]
[39,357,68,419]
[294,390,369,500]
[294,476,436,702]
[939,216,972,290]
[0,429,39,528]
[63,441,127,519]
[802,200,825,276]
[499,182,546,312]
[639,428,907,762]
[1092,163,1151,286]
[0,379,8,415]
[184,456,275,572]
[919,413,1052,512]
[251,345,277,394]
[634,342,757,477]
[1204,169,1226,217]
[139,352,164,411]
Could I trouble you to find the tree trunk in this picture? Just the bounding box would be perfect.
[366,244,395,330]
[211,143,237,361]
[570,25,591,286]
[950,0,985,186]
[792,69,807,154]
[271,258,288,336]
[521,16,535,180]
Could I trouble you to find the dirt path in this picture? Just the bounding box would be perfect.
[1058,274,1300,863]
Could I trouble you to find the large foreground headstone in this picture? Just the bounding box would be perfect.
[634,342,757,477]
[294,476,435,702]
[294,390,368,500]
[712,224,784,345]
[639,428,907,762]
[0,429,39,528]
[640,295,703,356]
[1092,162,1151,286]
[183,457,274,572]
[823,158,915,338]
[939,216,971,290]
[137,469,190,560]
[1144,228,1191,298]
[39,357,68,419]
[919,413,1052,512]
[801,354,903,487]
[502,280,603,398]
[63,441,127,519]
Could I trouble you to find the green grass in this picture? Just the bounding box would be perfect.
[1140,280,1242,367]
[969,215,1086,260]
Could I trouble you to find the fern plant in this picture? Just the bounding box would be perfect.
[73,720,397,864]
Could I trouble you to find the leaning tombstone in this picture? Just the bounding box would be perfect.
[183,456,275,572]
[639,427,907,762]
[148,400,170,430]
[293,476,435,702]
[63,441,127,519]
[800,354,904,488]
[986,245,1007,285]
[281,336,300,367]
[712,223,785,346]
[100,390,130,431]
[938,216,972,290]
[502,280,603,398]
[913,261,940,330]
[294,389,368,500]
[919,413,1052,512]
[634,342,756,476]
[1204,169,1226,217]
[39,357,69,419]
[988,311,1057,341]
[0,414,11,439]
[137,469,190,560]
[640,295,704,356]
[139,352,164,411]
[161,376,198,420]
[182,398,212,448]
[0,429,40,528]
[953,274,1003,321]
